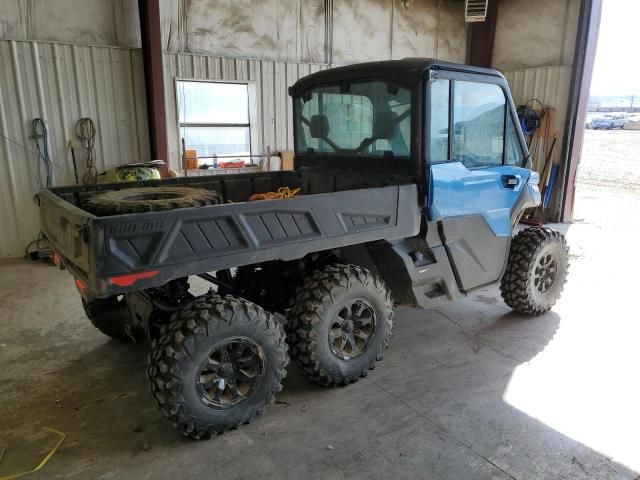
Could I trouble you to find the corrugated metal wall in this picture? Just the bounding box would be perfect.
[164,52,329,171]
[0,39,149,258]
[505,65,573,173]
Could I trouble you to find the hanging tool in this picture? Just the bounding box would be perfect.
[28,118,54,260]
[67,141,79,185]
[75,118,97,184]
[539,136,558,190]
[528,134,558,221]
[543,165,560,209]
[539,136,558,206]
[181,137,188,177]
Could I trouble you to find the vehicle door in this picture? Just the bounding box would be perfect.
[426,70,531,291]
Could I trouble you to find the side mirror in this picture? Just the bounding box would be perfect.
[373,112,398,139]
[310,115,329,138]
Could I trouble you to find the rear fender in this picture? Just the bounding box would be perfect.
[338,239,462,309]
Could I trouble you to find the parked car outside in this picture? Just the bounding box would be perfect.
[591,113,628,129]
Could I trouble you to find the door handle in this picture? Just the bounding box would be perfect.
[501,174,520,188]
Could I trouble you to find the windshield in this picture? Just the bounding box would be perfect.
[294,81,412,158]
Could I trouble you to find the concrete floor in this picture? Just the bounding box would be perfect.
[1,130,639,479]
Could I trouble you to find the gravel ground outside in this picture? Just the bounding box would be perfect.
[571,128,640,237]
[575,128,640,198]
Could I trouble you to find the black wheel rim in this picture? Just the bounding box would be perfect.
[329,299,377,360]
[196,337,265,409]
[534,253,558,294]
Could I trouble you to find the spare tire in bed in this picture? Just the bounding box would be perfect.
[86,186,221,215]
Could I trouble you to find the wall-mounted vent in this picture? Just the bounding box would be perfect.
[465,0,488,22]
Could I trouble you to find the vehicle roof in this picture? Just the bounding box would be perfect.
[289,58,505,96]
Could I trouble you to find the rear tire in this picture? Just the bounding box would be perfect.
[82,295,145,342]
[500,227,569,315]
[146,295,288,439]
[288,264,393,386]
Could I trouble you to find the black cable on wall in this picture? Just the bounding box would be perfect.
[32,118,52,187]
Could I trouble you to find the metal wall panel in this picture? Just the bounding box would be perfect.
[160,0,466,65]
[0,39,149,258]
[493,0,579,72]
[164,52,328,171]
[0,0,141,48]
[505,65,573,173]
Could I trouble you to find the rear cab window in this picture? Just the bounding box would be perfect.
[294,81,412,159]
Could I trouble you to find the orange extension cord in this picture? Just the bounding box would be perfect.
[249,186,301,201]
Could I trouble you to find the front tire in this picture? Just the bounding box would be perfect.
[288,264,393,386]
[500,227,569,315]
[147,295,288,439]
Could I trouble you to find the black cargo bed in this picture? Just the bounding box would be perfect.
[40,170,421,297]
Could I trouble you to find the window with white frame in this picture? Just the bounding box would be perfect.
[177,80,252,164]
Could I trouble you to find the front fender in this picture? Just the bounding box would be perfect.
[510,170,541,226]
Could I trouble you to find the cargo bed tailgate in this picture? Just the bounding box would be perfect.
[39,189,93,278]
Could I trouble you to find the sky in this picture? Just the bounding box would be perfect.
[589,0,640,96]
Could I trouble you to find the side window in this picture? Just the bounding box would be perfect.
[429,79,450,162]
[177,80,252,165]
[505,115,524,166]
[453,81,506,168]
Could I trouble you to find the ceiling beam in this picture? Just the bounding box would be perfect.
[139,0,168,176]
[466,0,499,68]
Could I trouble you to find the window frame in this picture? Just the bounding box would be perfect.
[505,111,526,166]
[425,70,528,168]
[174,78,257,163]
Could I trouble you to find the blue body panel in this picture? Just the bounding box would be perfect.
[427,162,540,291]
[428,162,533,236]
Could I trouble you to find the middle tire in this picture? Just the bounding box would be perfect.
[232,261,305,313]
[288,264,394,386]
